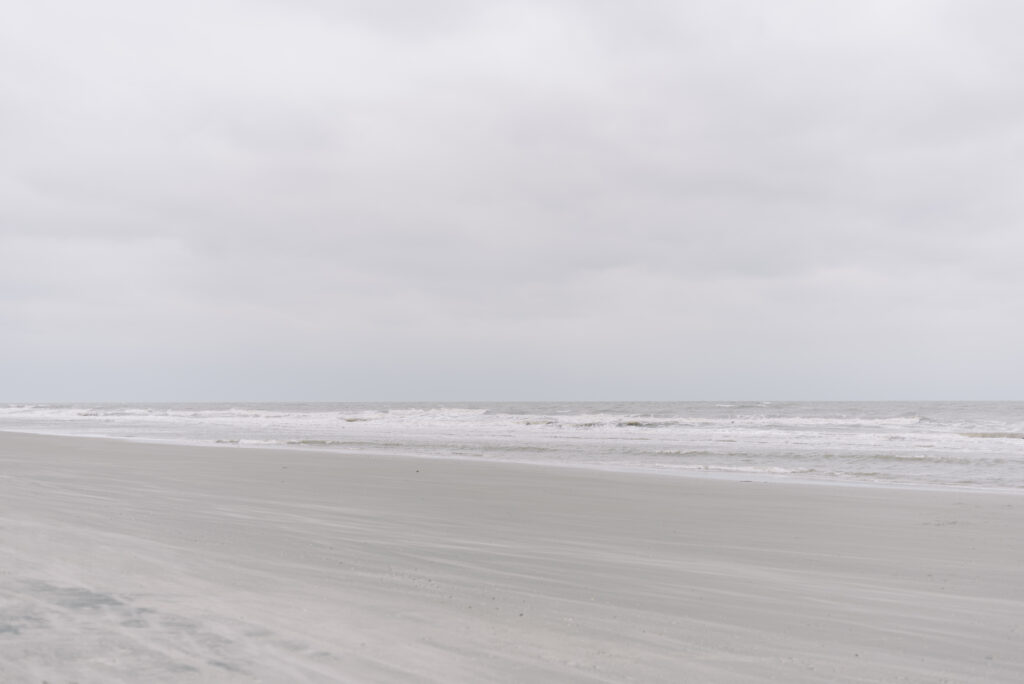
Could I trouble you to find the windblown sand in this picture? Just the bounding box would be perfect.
[1,431,1021,682]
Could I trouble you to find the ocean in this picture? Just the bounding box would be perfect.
[2,401,1022,491]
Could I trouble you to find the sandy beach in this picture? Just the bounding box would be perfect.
[1,431,1022,683]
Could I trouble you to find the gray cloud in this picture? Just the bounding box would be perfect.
[2,0,1023,400]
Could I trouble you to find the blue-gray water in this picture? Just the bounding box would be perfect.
[2,402,1023,491]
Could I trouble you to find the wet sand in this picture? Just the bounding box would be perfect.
[1,431,1022,682]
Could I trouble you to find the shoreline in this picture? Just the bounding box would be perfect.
[2,427,1020,495]
[2,431,1023,682]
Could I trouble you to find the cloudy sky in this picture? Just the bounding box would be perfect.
[2,1,1022,401]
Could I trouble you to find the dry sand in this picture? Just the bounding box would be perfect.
[1,431,1022,683]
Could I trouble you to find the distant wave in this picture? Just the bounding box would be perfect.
[287,439,347,447]
[959,432,1024,439]
[616,420,680,428]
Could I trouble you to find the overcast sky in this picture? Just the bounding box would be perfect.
[2,1,1022,401]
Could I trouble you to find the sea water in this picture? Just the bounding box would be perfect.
[1,401,1022,491]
